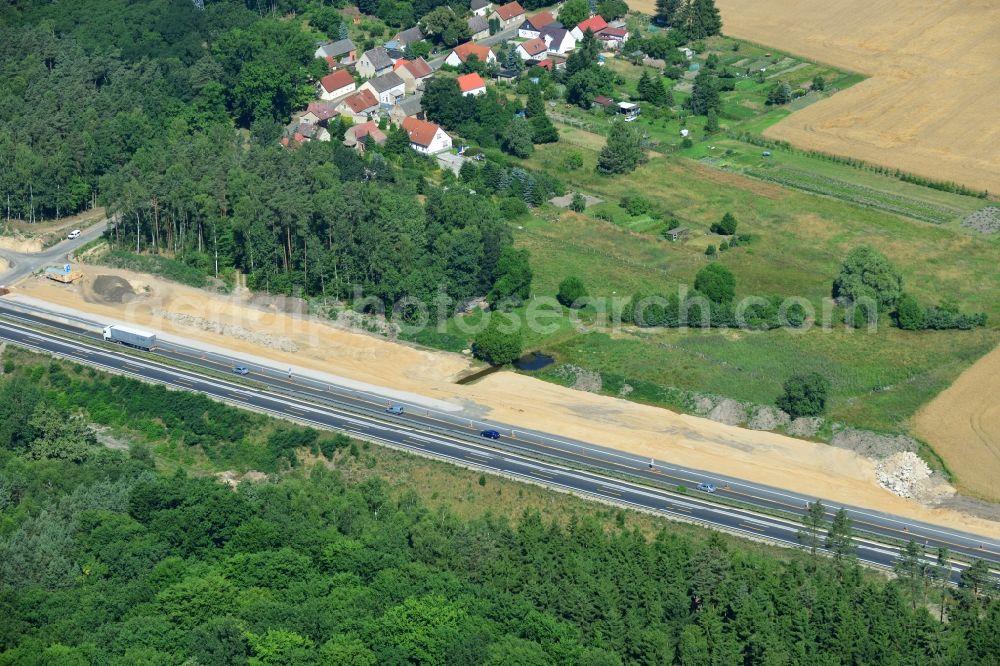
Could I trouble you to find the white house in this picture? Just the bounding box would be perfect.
[457,72,487,97]
[570,15,608,41]
[516,37,548,61]
[517,11,555,39]
[335,89,380,122]
[359,71,406,106]
[318,69,356,101]
[356,47,394,78]
[445,42,496,67]
[539,26,576,55]
[393,58,433,93]
[402,117,452,154]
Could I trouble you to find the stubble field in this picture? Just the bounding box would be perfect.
[628,0,1000,193]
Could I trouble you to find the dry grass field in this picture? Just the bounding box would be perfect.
[628,0,1000,193]
[914,344,1000,500]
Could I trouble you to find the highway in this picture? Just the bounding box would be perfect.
[1,302,998,583]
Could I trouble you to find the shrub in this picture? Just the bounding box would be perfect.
[710,212,737,235]
[621,195,652,216]
[569,193,587,212]
[705,244,716,256]
[472,318,523,366]
[694,263,735,303]
[894,293,926,331]
[832,246,902,311]
[557,276,588,308]
[562,152,584,170]
[776,373,830,418]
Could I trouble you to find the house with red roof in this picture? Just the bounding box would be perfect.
[596,26,629,48]
[394,58,433,93]
[516,37,548,61]
[445,42,497,67]
[318,69,356,101]
[490,1,525,30]
[402,117,452,154]
[300,101,339,126]
[344,121,387,151]
[570,15,609,41]
[457,72,487,97]
[335,89,379,122]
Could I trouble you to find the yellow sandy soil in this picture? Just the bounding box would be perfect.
[628,0,1000,193]
[0,237,43,253]
[914,342,1000,500]
[9,267,1000,539]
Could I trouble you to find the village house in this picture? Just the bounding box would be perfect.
[359,71,406,106]
[389,93,425,126]
[457,72,487,96]
[344,121,387,151]
[516,37,548,61]
[393,57,433,93]
[490,1,525,31]
[445,42,496,67]
[317,69,356,101]
[314,38,357,67]
[517,11,556,39]
[470,0,492,17]
[596,26,629,49]
[386,26,424,50]
[467,14,489,40]
[402,117,452,154]
[335,89,380,122]
[539,25,576,55]
[356,47,394,78]
[570,15,608,41]
[300,101,339,126]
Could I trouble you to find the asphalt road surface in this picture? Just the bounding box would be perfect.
[0,304,997,584]
[0,220,107,286]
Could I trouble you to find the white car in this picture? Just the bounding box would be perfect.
[67,229,81,240]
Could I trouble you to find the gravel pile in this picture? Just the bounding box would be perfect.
[962,206,1000,234]
[830,428,918,459]
[874,452,933,498]
[152,308,298,352]
[747,405,791,430]
[552,365,602,393]
[92,275,136,303]
[787,417,823,437]
[708,398,747,426]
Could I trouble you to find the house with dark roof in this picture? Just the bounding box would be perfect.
[402,117,452,154]
[335,89,380,122]
[457,72,487,97]
[314,39,357,66]
[517,12,555,38]
[490,1,525,30]
[393,58,433,93]
[467,14,489,40]
[539,26,575,55]
[389,93,425,126]
[359,71,406,106]
[318,69,357,101]
[596,26,629,48]
[470,0,492,17]
[445,42,496,67]
[356,47,394,78]
[387,26,424,50]
[571,15,608,41]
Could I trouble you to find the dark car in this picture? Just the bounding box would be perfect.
[480,429,501,440]
[233,366,249,375]
[696,482,716,493]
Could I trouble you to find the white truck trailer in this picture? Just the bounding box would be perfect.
[102,324,156,351]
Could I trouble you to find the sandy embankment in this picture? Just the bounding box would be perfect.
[915,342,1000,501]
[627,0,1000,193]
[9,267,1000,540]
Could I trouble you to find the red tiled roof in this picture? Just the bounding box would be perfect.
[402,116,443,146]
[306,101,339,121]
[320,69,355,93]
[535,59,553,71]
[353,121,387,144]
[576,16,608,33]
[341,89,378,113]
[457,72,486,92]
[394,57,432,78]
[593,95,614,106]
[324,55,336,69]
[451,42,493,63]
[519,37,547,56]
[599,27,628,38]
[494,1,524,20]
[526,11,554,29]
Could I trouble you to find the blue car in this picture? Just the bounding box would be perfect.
[480,429,501,440]
[697,483,716,493]
[233,366,249,375]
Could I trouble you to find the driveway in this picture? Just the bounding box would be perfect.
[0,219,108,287]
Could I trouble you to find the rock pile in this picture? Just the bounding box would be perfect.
[152,308,298,352]
[874,452,939,499]
[961,206,1000,234]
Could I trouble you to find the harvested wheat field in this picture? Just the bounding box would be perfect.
[9,266,1000,539]
[915,342,1000,501]
[628,0,1000,193]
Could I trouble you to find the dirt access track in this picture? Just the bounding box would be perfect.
[914,342,1000,501]
[9,266,1000,540]
[628,0,1000,193]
